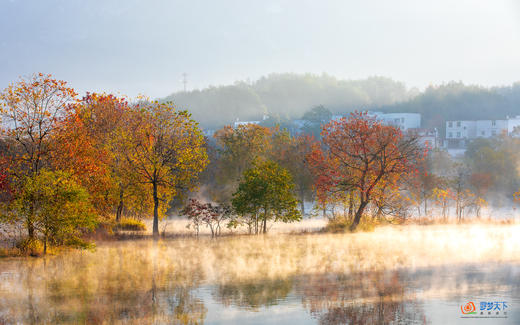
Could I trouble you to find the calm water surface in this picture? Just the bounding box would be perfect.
[0,225,519,324]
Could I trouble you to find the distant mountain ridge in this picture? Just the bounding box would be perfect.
[161,73,412,128]
[161,73,520,131]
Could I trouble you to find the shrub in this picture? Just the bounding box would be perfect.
[324,218,349,233]
[15,238,44,256]
[324,216,379,233]
[114,218,146,231]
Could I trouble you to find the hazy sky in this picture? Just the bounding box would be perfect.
[1,0,519,98]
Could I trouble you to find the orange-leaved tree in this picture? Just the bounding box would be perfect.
[309,111,423,231]
[53,93,141,219]
[0,73,77,176]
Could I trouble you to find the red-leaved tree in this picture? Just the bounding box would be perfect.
[309,112,424,231]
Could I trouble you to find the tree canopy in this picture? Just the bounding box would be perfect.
[232,160,301,234]
[309,112,424,230]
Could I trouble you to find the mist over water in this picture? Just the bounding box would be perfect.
[1,224,519,324]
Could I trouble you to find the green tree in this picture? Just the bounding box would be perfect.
[232,160,301,234]
[213,124,273,202]
[6,169,96,254]
[270,130,314,215]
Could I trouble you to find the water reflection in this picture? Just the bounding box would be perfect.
[300,271,426,324]
[214,278,293,310]
[0,243,207,324]
[0,227,519,324]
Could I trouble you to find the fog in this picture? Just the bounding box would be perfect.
[1,224,519,323]
[163,74,520,128]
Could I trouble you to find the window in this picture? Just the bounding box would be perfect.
[492,130,496,136]
[457,132,461,138]
[492,120,496,126]
[481,131,485,136]
[401,117,404,123]
[456,121,461,127]
[448,132,453,138]
[448,122,453,127]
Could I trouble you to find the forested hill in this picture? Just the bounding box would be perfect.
[161,73,520,130]
[161,73,411,128]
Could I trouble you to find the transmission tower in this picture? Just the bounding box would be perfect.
[182,73,188,92]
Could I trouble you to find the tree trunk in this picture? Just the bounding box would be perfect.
[27,220,35,240]
[116,185,124,223]
[27,202,35,240]
[152,179,159,239]
[262,210,268,234]
[300,200,305,216]
[348,191,354,220]
[350,200,368,231]
[331,202,337,219]
[376,206,383,220]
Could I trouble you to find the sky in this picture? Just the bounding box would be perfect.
[1,0,519,98]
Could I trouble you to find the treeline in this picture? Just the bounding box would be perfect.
[181,112,426,234]
[2,73,519,255]
[163,73,411,128]
[164,74,520,132]
[0,74,207,254]
[0,74,427,255]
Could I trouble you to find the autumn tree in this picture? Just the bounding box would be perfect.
[0,73,76,175]
[181,198,231,237]
[432,187,453,221]
[370,177,410,221]
[0,73,77,239]
[451,164,470,221]
[309,112,423,231]
[270,130,315,215]
[465,137,520,200]
[53,93,133,218]
[121,102,208,238]
[8,169,96,254]
[232,160,301,234]
[213,124,272,202]
[404,157,438,217]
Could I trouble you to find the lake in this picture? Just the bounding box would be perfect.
[1,224,519,324]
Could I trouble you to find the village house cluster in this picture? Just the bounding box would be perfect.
[205,112,520,157]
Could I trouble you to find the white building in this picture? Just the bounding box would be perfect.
[408,128,440,149]
[233,115,269,128]
[445,116,520,148]
[233,119,260,128]
[369,112,421,130]
[445,120,477,141]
